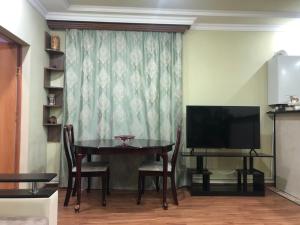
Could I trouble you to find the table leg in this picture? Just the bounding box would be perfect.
[162,150,168,210]
[75,152,83,213]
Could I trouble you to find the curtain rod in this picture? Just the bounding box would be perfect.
[47,20,190,33]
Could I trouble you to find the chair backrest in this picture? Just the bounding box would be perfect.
[171,126,182,172]
[63,124,76,171]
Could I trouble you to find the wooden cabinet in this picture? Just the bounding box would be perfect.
[43,32,64,142]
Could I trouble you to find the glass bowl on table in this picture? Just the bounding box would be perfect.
[114,135,135,146]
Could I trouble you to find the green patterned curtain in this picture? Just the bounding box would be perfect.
[61,29,183,189]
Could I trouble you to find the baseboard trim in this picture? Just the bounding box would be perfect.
[268,186,300,205]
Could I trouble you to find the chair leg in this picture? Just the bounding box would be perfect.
[72,178,77,196]
[107,168,110,195]
[87,154,92,193]
[87,177,91,193]
[155,176,160,192]
[141,176,145,195]
[171,175,178,205]
[101,175,107,207]
[64,175,73,207]
[137,173,142,205]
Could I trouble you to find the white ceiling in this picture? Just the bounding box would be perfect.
[28,0,300,31]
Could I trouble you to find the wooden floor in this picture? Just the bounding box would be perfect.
[58,188,300,225]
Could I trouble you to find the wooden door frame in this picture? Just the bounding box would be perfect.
[0,26,28,174]
[14,45,22,173]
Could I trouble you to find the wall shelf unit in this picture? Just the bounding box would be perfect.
[43,32,65,142]
[267,110,300,115]
[43,124,62,126]
[44,67,64,71]
[43,105,63,108]
[45,48,64,54]
[44,86,64,90]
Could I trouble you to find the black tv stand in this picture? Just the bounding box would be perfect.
[182,150,273,196]
[249,148,258,156]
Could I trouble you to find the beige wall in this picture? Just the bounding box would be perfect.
[182,30,300,180]
[0,0,48,173]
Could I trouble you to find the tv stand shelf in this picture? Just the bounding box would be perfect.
[182,151,273,196]
[182,151,272,158]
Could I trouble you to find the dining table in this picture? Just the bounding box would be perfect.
[73,139,174,212]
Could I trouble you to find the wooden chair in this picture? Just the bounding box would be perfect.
[137,127,181,205]
[63,124,94,195]
[63,124,110,207]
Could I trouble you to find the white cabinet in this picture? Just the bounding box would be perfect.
[268,55,300,105]
[276,114,300,200]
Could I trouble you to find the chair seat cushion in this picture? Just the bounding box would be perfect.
[138,161,172,172]
[72,161,108,172]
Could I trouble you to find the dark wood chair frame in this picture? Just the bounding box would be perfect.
[63,124,110,207]
[137,127,181,205]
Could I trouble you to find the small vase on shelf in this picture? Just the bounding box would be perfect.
[48,94,56,106]
[50,35,60,50]
[48,116,57,124]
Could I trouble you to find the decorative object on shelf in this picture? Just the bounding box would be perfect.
[50,34,60,50]
[272,96,300,112]
[114,135,135,146]
[288,95,299,105]
[48,93,56,106]
[294,106,300,110]
[274,105,285,112]
[274,50,287,56]
[48,116,57,124]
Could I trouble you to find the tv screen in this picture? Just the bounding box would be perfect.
[186,106,260,149]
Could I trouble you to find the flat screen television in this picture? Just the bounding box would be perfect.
[186,106,260,149]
